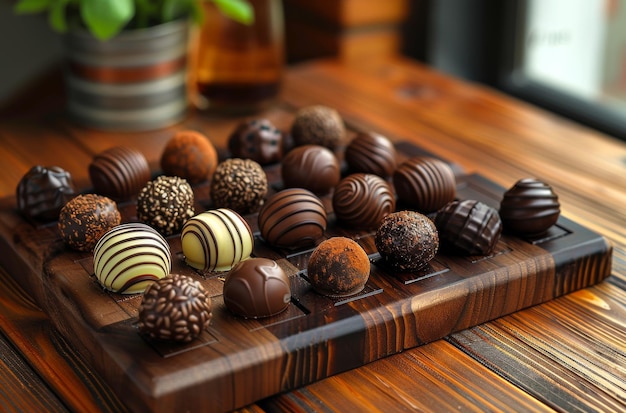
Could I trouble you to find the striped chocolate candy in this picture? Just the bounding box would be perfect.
[89,146,151,201]
[393,156,456,213]
[93,223,171,294]
[181,208,254,272]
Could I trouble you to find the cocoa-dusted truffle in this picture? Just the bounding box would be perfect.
[499,178,560,235]
[435,199,502,255]
[58,194,121,251]
[16,165,75,222]
[393,157,456,213]
[332,173,395,230]
[160,130,218,184]
[281,145,340,194]
[307,237,370,297]
[258,188,327,250]
[138,273,212,343]
[137,175,195,236]
[291,105,345,149]
[228,118,284,165]
[89,146,151,200]
[210,158,268,214]
[375,211,438,271]
[345,132,397,178]
[223,258,291,318]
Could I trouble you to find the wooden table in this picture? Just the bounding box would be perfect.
[0,58,624,412]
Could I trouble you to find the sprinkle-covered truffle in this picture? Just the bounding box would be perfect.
[160,130,218,184]
[210,158,268,214]
[16,165,75,222]
[291,105,345,149]
[137,175,195,236]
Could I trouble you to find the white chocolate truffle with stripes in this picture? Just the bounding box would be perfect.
[181,208,254,272]
[93,223,172,294]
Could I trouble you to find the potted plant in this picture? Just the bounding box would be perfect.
[13,0,253,131]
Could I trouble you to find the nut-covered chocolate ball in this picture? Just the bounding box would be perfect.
[393,157,456,213]
[16,165,75,222]
[160,130,218,184]
[291,105,345,149]
[89,146,151,201]
[210,158,268,214]
[435,200,502,255]
[332,173,395,229]
[281,145,340,195]
[228,118,284,165]
[138,273,212,343]
[499,178,560,235]
[137,175,195,236]
[345,132,397,178]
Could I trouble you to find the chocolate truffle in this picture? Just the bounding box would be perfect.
[89,146,151,200]
[332,173,396,230]
[375,211,438,271]
[181,208,254,272]
[393,157,456,213]
[499,178,560,235]
[307,237,370,297]
[291,105,345,149]
[137,175,195,236]
[94,223,171,294]
[435,200,502,255]
[16,165,75,222]
[258,188,327,250]
[345,132,398,178]
[58,194,121,252]
[138,273,212,343]
[160,130,218,184]
[281,145,340,194]
[223,258,291,318]
[228,118,284,165]
[210,158,268,214]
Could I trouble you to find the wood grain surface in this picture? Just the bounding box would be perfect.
[0,58,624,412]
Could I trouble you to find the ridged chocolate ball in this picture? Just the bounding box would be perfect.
[258,188,327,250]
[137,176,195,236]
[332,173,396,229]
[281,145,340,195]
[499,178,560,235]
[345,132,397,178]
[435,200,502,255]
[138,273,212,343]
[16,165,76,222]
[291,105,345,149]
[223,258,291,318]
[210,158,268,215]
[89,146,151,201]
[375,211,438,271]
[160,130,218,184]
[228,118,284,165]
[393,157,456,213]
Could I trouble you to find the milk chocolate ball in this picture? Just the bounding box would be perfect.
[345,132,397,178]
[499,178,560,235]
[393,157,456,213]
[291,105,345,149]
[281,145,340,195]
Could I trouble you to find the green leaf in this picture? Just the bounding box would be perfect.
[211,0,254,25]
[48,0,70,32]
[81,0,135,40]
[13,0,53,13]
[162,0,193,21]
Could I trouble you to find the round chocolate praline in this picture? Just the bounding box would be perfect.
[138,273,212,343]
[499,178,560,235]
[89,146,151,201]
[58,194,121,252]
[210,158,268,215]
[375,211,439,272]
[393,157,456,213]
[307,237,370,297]
[223,258,291,319]
[332,173,395,230]
[160,130,218,184]
[16,165,76,222]
[435,199,502,255]
[281,145,340,195]
[137,175,195,236]
[345,132,398,178]
[228,118,284,165]
[291,105,345,150]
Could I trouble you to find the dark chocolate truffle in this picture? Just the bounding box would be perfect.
[223,258,291,318]
[138,273,212,343]
[393,157,456,213]
[332,173,395,229]
[435,200,502,255]
[137,175,195,236]
[228,118,284,165]
[160,130,218,184]
[58,194,121,251]
[291,105,345,149]
[89,146,151,200]
[307,237,370,297]
[499,178,560,235]
[281,145,340,194]
[210,158,268,214]
[375,211,438,271]
[345,132,398,178]
[16,165,75,222]
[258,188,327,250]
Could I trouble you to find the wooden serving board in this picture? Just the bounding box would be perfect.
[0,141,612,412]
